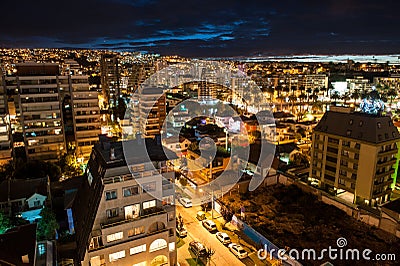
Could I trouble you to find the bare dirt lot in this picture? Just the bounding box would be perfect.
[221,184,400,266]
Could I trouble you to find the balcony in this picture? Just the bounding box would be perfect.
[374,178,394,187]
[379,148,398,156]
[377,158,397,167]
[100,207,166,230]
[375,168,395,179]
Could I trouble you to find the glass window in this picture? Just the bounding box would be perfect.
[109,250,125,262]
[106,232,123,243]
[130,244,146,255]
[149,239,167,252]
[123,186,139,197]
[128,226,145,237]
[143,200,156,209]
[105,190,117,200]
[106,208,119,218]
[124,204,140,219]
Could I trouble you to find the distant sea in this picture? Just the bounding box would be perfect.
[209,55,400,63]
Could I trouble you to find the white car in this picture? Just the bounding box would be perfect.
[228,243,248,259]
[178,197,192,208]
[216,232,231,244]
[176,227,188,237]
[202,219,217,232]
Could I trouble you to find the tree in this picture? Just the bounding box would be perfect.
[58,153,82,178]
[205,247,215,265]
[0,212,11,234]
[36,207,59,241]
[387,88,397,105]
[331,91,340,104]
[351,89,361,104]
[14,160,61,182]
[289,152,310,167]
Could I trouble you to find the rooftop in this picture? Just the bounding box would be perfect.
[314,111,400,144]
[0,177,47,202]
[0,224,37,266]
[94,137,178,168]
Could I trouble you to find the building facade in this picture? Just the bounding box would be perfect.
[132,87,166,138]
[0,72,12,164]
[3,62,100,162]
[310,107,400,207]
[73,138,177,266]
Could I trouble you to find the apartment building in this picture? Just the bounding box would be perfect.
[132,87,166,138]
[0,72,12,164]
[101,54,120,109]
[299,74,328,90]
[3,62,100,162]
[310,106,400,207]
[73,137,177,266]
[69,75,101,162]
[5,63,66,161]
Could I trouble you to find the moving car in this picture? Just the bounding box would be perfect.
[178,197,192,208]
[189,240,207,257]
[216,232,231,244]
[176,226,187,237]
[228,243,248,259]
[202,219,217,232]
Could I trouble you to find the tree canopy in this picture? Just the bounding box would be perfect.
[36,207,59,241]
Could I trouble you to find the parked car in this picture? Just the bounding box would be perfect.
[216,232,231,244]
[178,197,192,208]
[189,240,207,257]
[202,219,217,232]
[176,226,187,237]
[196,211,206,221]
[228,243,248,259]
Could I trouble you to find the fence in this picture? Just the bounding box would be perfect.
[231,214,301,266]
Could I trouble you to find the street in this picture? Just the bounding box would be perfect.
[176,203,261,266]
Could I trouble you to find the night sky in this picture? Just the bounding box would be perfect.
[1,0,400,57]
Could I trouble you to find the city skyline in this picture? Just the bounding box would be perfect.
[1,0,400,57]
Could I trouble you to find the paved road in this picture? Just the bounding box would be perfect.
[176,204,259,266]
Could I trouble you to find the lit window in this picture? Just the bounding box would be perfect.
[169,242,175,252]
[143,200,156,209]
[128,226,145,237]
[149,239,167,252]
[38,243,46,256]
[124,204,140,219]
[106,232,123,243]
[109,250,125,262]
[132,261,147,266]
[130,244,146,255]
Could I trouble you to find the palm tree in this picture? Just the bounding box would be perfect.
[288,95,297,114]
[331,91,340,104]
[341,92,350,105]
[306,88,313,104]
[266,86,275,101]
[387,88,397,105]
[350,89,361,105]
[276,95,285,111]
[312,101,323,114]
[299,93,307,112]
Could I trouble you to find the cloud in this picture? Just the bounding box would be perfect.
[0,0,399,56]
